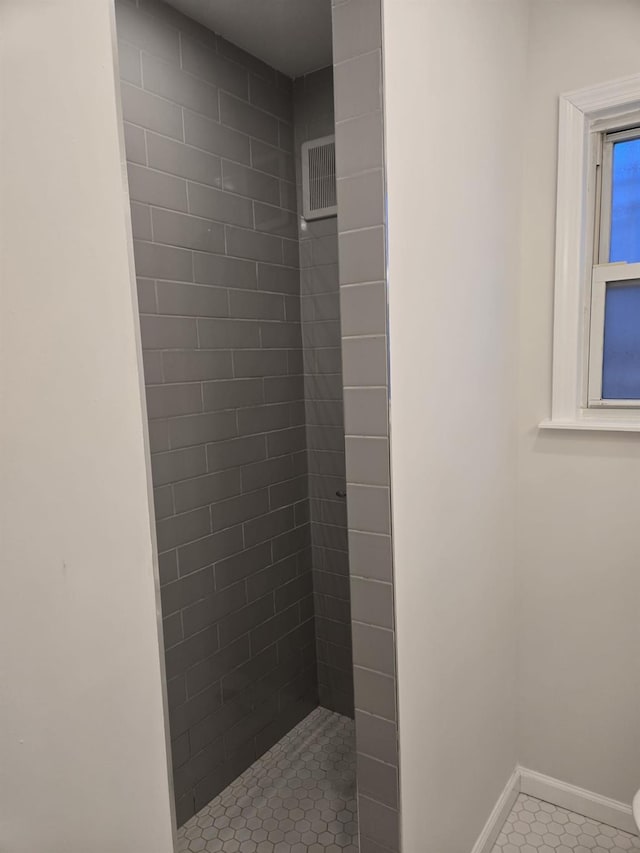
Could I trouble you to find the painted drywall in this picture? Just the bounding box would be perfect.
[383,2,528,850]
[0,2,175,852]
[517,0,640,805]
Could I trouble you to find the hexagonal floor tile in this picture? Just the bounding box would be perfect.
[491,794,640,853]
[177,707,358,852]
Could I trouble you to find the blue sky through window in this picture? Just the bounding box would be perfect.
[609,137,640,263]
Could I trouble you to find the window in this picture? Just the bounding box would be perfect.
[588,124,640,408]
[544,74,640,431]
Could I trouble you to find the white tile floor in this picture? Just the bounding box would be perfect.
[492,794,640,853]
[177,706,358,853]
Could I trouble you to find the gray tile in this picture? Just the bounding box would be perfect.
[158,549,178,587]
[236,401,290,434]
[130,201,152,240]
[182,580,247,638]
[147,132,222,188]
[156,506,211,551]
[337,168,384,231]
[343,387,388,436]
[146,383,203,419]
[115,1,181,64]
[249,74,292,121]
[168,410,237,449]
[340,282,386,336]
[206,435,266,472]
[358,795,399,851]
[220,91,279,145]
[269,475,307,510]
[162,350,233,382]
[139,315,198,349]
[127,164,188,212]
[355,710,397,766]
[257,263,299,294]
[216,36,276,84]
[260,321,301,349]
[253,202,298,239]
[118,41,142,86]
[250,139,295,181]
[338,227,385,284]
[279,179,298,213]
[173,468,241,513]
[354,666,396,721]
[334,50,382,122]
[348,530,392,582]
[345,436,389,486]
[226,226,282,264]
[185,635,250,699]
[136,347,159,383]
[160,566,213,616]
[142,52,219,119]
[177,525,244,576]
[150,208,225,252]
[183,109,251,164]
[347,484,390,534]
[197,318,260,349]
[211,490,270,533]
[241,456,294,492]
[165,630,220,684]
[214,541,271,589]
[202,378,264,412]
[264,374,304,404]
[335,110,384,178]
[351,579,394,633]
[187,181,253,228]
[222,160,279,205]
[180,35,249,100]
[148,419,170,452]
[133,240,193,282]
[357,753,398,809]
[229,289,285,321]
[123,121,147,165]
[142,350,164,385]
[120,82,183,140]
[151,446,207,487]
[218,594,274,647]
[156,282,228,317]
[332,0,382,64]
[153,484,174,520]
[137,277,157,314]
[278,119,293,152]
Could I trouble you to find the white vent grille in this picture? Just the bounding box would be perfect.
[302,135,337,220]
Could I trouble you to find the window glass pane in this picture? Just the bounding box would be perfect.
[602,281,640,399]
[609,137,640,263]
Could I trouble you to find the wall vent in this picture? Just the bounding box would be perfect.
[302,135,337,220]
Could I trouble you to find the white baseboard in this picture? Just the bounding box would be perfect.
[471,766,637,853]
[519,766,637,836]
[471,768,520,853]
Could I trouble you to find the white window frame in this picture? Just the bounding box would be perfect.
[541,73,640,432]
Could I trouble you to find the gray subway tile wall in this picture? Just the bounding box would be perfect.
[115,0,317,826]
[332,0,401,848]
[294,68,354,719]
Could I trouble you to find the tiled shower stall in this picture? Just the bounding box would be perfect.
[115,0,399,849]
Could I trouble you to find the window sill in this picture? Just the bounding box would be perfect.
[539,417,640,433]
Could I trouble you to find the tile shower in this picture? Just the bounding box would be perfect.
[115,0,396,848]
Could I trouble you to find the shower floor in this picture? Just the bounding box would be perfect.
[491,793,639,853]
[177,707,358,853]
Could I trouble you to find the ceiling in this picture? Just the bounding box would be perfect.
[163,0,333,79]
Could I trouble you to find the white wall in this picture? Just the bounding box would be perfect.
[0,2,175,852]
[383,2,528,850]
[517,0,640,805]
